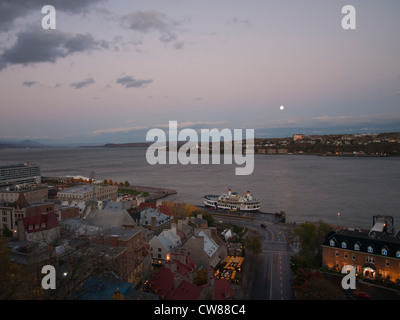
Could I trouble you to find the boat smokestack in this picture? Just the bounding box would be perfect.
[228,188,231,195]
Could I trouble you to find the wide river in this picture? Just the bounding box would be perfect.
[1,147,399,230]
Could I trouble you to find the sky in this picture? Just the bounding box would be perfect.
[0,0,399,145]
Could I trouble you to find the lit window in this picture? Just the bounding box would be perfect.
[354,244,360,251]
[396,251,400,259]
[330,240,335,247]
[382,248,388,256]
[368,246,373,254]
[341,242,347,249]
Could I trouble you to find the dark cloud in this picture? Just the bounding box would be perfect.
[121,10,185,45]
[173,41,185,50]
[22,81,38,87]
[228,16,252,27]
[0,27,106,71]
[0,0,106,32]
[116,76,153,88]
[70,78,95,89]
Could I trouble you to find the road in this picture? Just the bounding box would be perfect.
[217,212,296,300]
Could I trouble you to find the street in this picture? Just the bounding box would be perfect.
[217,212,296,300]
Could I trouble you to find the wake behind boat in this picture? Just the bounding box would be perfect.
[203,189,261,211]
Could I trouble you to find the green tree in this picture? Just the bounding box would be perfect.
[124,180,130,187]
[2,226,13,237]
[246,235,262,255]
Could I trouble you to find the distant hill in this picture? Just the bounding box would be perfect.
[103,142,152,148]
[0,139,46,149]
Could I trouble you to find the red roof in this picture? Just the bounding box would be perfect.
[22,212,60,234]
[214,279,235,300]
[158,204,173,217]
[138,203,173,216]
[149,267,175,299]
[138,203,157,210]
[169,280,202,300]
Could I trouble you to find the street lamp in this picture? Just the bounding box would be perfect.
[337,212,341,228]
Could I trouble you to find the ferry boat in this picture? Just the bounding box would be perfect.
[203,189,261,211]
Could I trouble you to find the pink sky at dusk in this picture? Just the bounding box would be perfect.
[0,0,399,144]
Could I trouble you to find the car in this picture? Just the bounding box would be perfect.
[356,291,370,299]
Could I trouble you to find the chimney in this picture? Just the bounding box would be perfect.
[16,219,26,242]
[171,223,177,235]
[165,260,177,273]
[110,235,119,247]
[151,216,157,232]
[207,268,215,287]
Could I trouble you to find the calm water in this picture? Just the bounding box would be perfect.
[1,147,399,230]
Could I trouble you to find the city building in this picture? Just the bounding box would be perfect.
[293,134,304,141]
[16,211,60,246]
[140,208,173,236]
[0,163,41,187]
[56,184,118,202]
[182,230,221,269]
[60,217,151,288]
[149,224,182,264]
[0,185,48,203]
[1,194,54,232]
[322,216,400,283]
[149,249,234,300]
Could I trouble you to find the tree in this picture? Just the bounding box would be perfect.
[2,226,13,237]
[108,179,113,185]
[124,181,130,187]
[246,235,262,255]
[194,269,208,286]
[292,270,345,300]
[294,221,333,260]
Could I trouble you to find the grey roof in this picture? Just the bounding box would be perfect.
[323,229,400,259]
[140,208,172,227]
[86,207,136,228]
[61,218,139,241]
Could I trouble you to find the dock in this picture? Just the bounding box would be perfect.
[126,185,177,201]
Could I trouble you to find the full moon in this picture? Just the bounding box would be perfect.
[280,105,285,111]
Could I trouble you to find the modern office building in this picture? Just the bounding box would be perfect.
[0,163,41,188]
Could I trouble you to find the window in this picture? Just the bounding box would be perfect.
[354,243,360,251]
[341,242,347,249]
[330,240,335,247]
[397,251,400,259]
[382,248,388,256]
[158,248,161,252]
[365,256,375,264]
[368,246,373,254]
